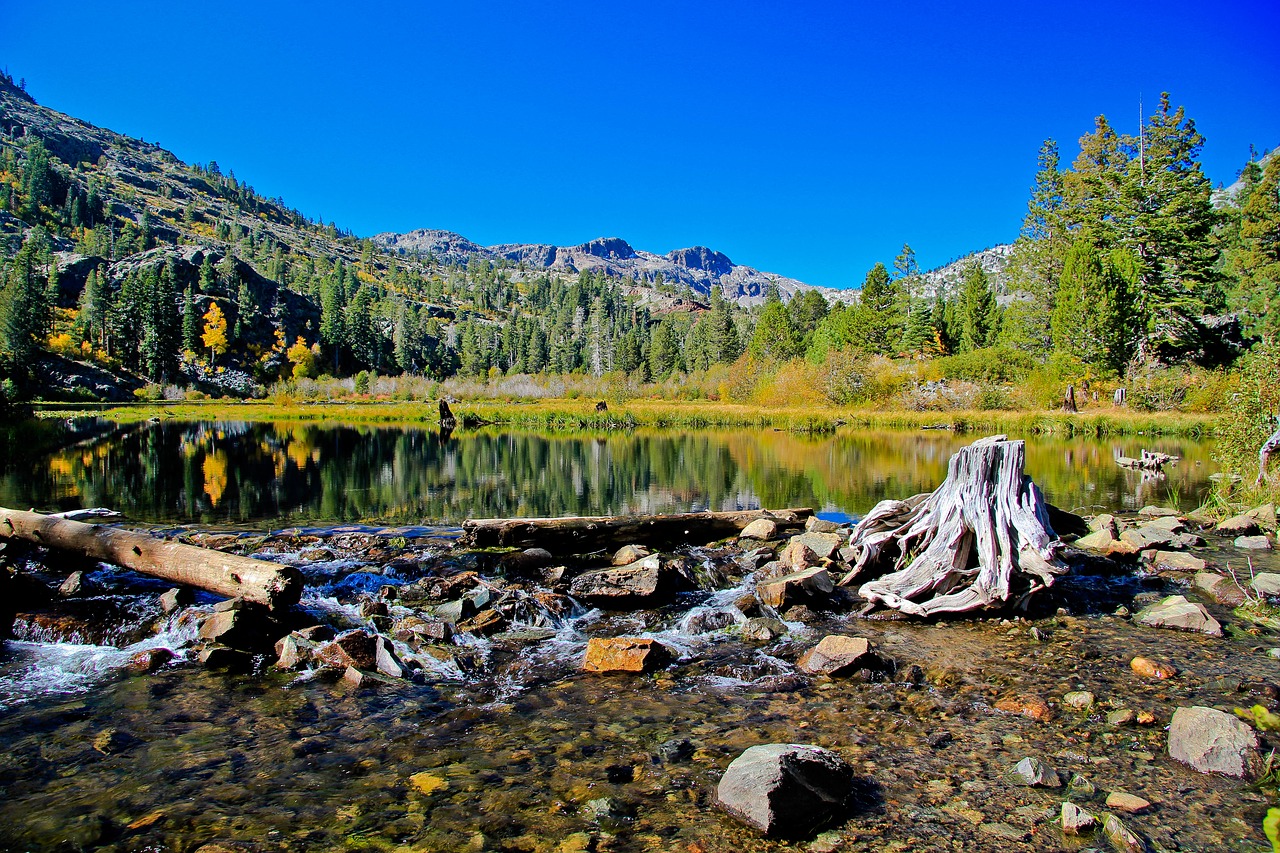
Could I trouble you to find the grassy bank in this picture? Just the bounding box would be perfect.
[35,398,1217,438]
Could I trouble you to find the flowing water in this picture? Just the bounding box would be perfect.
[2,420,1274,852]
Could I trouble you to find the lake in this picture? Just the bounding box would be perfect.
[0,419,1219,527]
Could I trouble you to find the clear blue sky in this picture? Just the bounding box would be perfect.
[3,1,1277,288]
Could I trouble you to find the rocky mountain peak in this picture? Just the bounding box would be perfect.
[666,246,733,276]
[578,237,636,260]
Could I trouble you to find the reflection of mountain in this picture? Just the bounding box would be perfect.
[0,421,1218,527]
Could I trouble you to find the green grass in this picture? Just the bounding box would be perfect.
[34,398,1219,438]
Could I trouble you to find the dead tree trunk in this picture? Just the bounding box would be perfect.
[1063,384,1078,413]
[0,508,303,609]
[838,436,1065,616]
[462,508,812,553]
[1259,416,1280,486]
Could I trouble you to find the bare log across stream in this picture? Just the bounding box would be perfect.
[839,436,1066,616]
[462,508,813,553]
[0,508,303,610]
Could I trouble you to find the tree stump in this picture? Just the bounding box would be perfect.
[839,436,1066,616]
[1063,385,1078,413]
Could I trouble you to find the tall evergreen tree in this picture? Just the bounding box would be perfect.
[958,262,996,352]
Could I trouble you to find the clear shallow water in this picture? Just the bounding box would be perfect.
[2,419,1266,853]
[0,419,1218,526]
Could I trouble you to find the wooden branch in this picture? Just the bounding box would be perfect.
[842,436,1066,617]
[0,508,303,610]
[461,508,813,553]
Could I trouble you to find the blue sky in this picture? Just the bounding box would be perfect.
[3,1,1277,288]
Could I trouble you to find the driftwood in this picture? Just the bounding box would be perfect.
[0,508,303,609]
[1116,450,1179,473]
[839,436,1066,616]
[462,508,813,553]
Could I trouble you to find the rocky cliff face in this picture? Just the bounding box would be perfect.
[371,229,855,306]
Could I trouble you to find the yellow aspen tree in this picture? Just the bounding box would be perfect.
[201,301,228,362]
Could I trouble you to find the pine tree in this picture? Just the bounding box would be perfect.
[182,286,199,352]
[1231,154,1280,337]
[747,296,800,362]
[0,230,56,381]
[848,262,901,354]
[958,262,995,352]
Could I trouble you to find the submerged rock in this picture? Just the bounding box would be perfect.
[1105,791,1151,813]
[1168,706,1261,778]
[1135,595,1222,636]
[1130,656,1179,680]
[1251,572,1280,597]
[796,635,890,678]
[1102,814,1145,853]
[1235,535,1273,550]
[1061,801,1097,834]
[715,743,854,838]
[582,637,673,673]
[315,629,378,670]
[741,617,788,642]
[1008,757,1060,787]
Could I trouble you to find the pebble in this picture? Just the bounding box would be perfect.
[994,694,1053,722]
[1130,656,1178,680]
[1062,690,1094,711]
[1106,791,1151,813]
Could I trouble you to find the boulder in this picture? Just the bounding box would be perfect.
[779,540,820,570]
[1168,706,1261,778]
[1149,551,1207,572]
[756,567,834,610]
[569,556,689,606]
[1216,515,1260,536]
[741,617,788,642]
[375,636,408,678]
[1193,572,1247,607]
[315,629,378,670]
[797,635,890,678]
[196,607,279,653]
[715,743,854,838]
[1121,526,1180,549]
[1008,757,1060,787]
[582,637,673,673]
[498,547,556,574]
[127,647,174,674]
[1074,528,1118,551]
[1135,595,1222,636]
[1105,791,1150,813]
[610,544,652,566]
[58,571,87,597]
[159,587,194,613]
[1143,515,1186,533]
[739,519,779,541]
[1251,572,1280,597]
[274,633,317,670]
[789,532,844,561]
[1235,535,1273,550]
[804,516,843,534]
[1246,503,1278,531]
[1061,802,1097,834]
[1088,513,1120,536]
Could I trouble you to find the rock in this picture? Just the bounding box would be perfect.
[197,644,253,672]
[1130,656,1178,679]
[1105,791,1151,813]
[1135,595,1223,636]
[804,516,843,534]
[1074,528,1118,551]
[739,519,779,540]
[582,637,673,674]
[715,743,854,838]
[1193,571,1247,606]
[756,567,834,610]
[1089,513,1120,536]
[343,666,396,690]
[657,737,694,763]
[1121,526,1180,549]
[456,610,507,636]
[1067,774,1096,798]
[197,608,279,653]
[737,547,776,571]
[375,637,407,678]
[1252,572,1280,597]
[408,771,448,795]
[1008,756,1060,787]
[1168,706,1261,778]
[741,617,788,642]
[569,556,689,606]
[431,598,475,624]
[127,647,174,674]
[790,532,844,561]
[1107,708,1137,727]
[1062,690,1095,712]
[779,540,820,570]
[1143,515,1186,533]
[58,571,87,597]
[274,633,316,670]
[680,606,742,634]
[1216,514,1261,536]
[1235,534,1273,550]
[159,587,194,613]
[610,544,651,566]
[499,547,555,574]
[392,615,452,644]
[1061,801,1097,834]
[1149,551,1206,572]
[1246,503,1278,531]
[995,694,1053,722]
[1139,505,1180,518]
[796,635,890,678]
[1102,814,1144,853]
[315,629,378,670]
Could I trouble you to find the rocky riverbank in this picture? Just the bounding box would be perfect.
[1,500,1278,851]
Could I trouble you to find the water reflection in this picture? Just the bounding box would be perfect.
[0,418,1217,526]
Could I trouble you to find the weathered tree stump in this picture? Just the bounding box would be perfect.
[438,400,457,429]
[1063,385,1078,413]
[1259,416,1280,486]
[839,436,1066,616]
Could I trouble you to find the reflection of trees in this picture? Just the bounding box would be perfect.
[0,421,1220,527]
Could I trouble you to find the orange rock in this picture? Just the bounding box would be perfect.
[127,647,174,674]
[583,637,673,674]
[993,691,1054,717]
[995,694,1054,722]
[1130,656,1178,680]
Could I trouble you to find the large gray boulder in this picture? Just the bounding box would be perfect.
[1168,706,1261,778]
[569,556,690,606]
[1136,595,1223,636]
[716,743,854,837]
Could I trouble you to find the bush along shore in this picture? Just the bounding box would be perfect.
[2,489,1280,848]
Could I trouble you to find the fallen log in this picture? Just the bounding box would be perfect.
[0,508,303,610]
[1116,450,1179,472]
[461,508,813,553]
[839,435,1066,617]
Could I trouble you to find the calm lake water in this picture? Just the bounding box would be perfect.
[0,418,1219,526]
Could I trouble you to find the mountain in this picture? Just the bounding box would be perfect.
[372,229,854,307]
[919,244,1015,301]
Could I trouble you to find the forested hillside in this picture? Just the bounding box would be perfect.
[1,76,1277,429]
